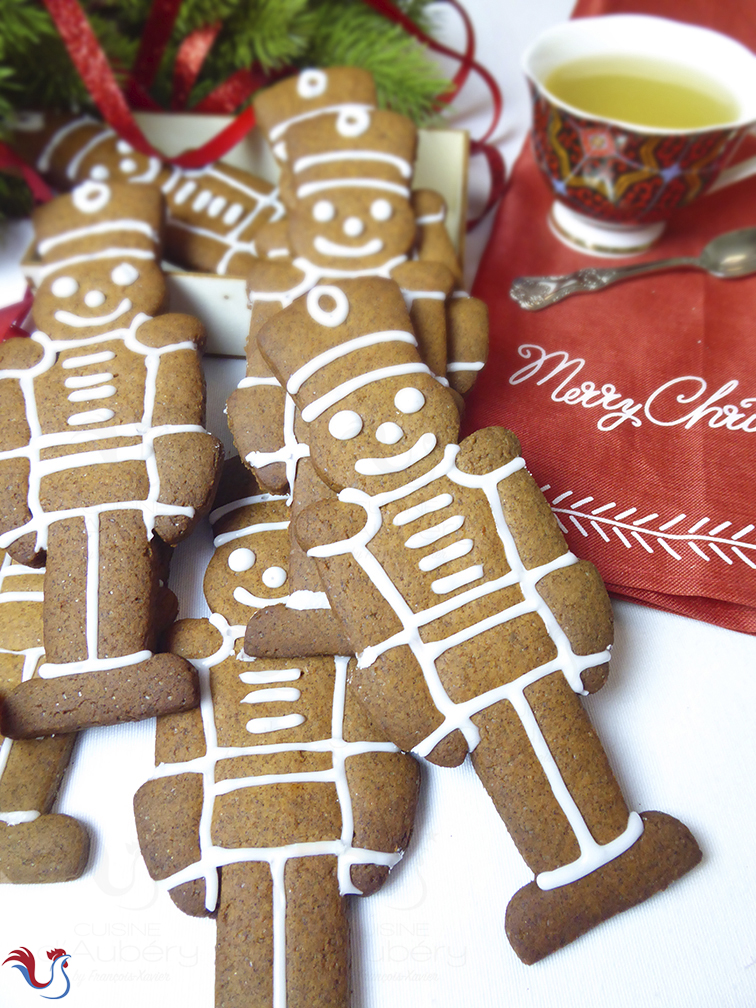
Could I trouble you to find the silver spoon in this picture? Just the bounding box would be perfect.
[510,226,756,310]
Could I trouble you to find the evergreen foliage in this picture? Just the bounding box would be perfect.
[0,0,450,125]
[0,0,451,219]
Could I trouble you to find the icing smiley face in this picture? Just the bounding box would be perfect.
[288,189,416,270]
[310,373,460,495]
[33,258,164,340]
[203,496,292,626]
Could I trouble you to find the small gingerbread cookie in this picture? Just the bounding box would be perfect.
[134,458,419,1006]
[0,180,223,738]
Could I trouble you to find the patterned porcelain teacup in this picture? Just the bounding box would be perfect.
[523,15,756,255]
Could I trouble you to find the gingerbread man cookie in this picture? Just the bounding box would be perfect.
[255,276,701,964]
[0,180,223,738]
[226,67,487,654]
[134,457,419,1007]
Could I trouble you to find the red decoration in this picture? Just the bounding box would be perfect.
[1,0,506,337]
[38,0,503,197]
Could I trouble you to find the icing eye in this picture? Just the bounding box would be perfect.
[370,199,393,222]
[84,289,106,308]
[343,216,364,237]
[116,139,133,155]
[336,107,371,137]
[119,159,137,175]
[50,276,78,298]
[228,548,255,572]
[307,285,349,328]
[376,422,403,444]
[329,410,363,440]
[313,200,335,222]
[262,566,287,589]
[111,262,139,286]
[298,69,327,99]
[394,387,425,414]
[89,165,109,181]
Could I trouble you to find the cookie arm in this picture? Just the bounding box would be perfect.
[226,335,289,494]
[139,319,223,543]
[411,188,463,285]
[391,260,454,379]
[226,260,309,493]
[456,427,613,693]
[0,339,45,565]
[446,293,489,397]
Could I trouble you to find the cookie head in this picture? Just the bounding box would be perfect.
[258,278,460,495]
[283,109,417,269]
[311,370,458,494]
[33,257,164,339]
[288,188,416,271]
[204,497,292,626]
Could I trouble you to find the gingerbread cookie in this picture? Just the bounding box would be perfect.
[0,550,89,883]
[227,67,487,654]
[254,276,701,964]
[134,457,419,1006]
[11,112,285,276]
[0,180,223,738]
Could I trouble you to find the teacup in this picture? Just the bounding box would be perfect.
[522,15,756,255]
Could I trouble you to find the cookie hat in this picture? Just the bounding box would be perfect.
[254,67,378,165]
[258,277,428,418]
[284,107,417,209]
[32,180,163,271]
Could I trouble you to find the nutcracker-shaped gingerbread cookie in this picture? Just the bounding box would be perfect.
[227,67,488,654]
[10,111,286,276]
[134,458,420,1008]
[0,549,89,882]
[0,180,223,739]
[254,277,701,965]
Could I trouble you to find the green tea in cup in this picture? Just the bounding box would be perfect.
[544,54,740,131]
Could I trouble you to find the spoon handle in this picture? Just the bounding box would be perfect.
[510,256,699,311]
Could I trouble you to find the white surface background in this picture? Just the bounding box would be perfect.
[2,1,756,1006]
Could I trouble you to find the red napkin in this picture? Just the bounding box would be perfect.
[465,0,756,633]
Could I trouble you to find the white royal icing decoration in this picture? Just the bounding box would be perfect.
[329,410,363,440]
[51,276,79,298]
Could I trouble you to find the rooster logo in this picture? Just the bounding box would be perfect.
[3,947,72,999]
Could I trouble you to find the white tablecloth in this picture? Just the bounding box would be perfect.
[1,2,755,1006]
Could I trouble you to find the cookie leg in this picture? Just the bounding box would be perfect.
[471,674,701,963]
[216,856,349,1008]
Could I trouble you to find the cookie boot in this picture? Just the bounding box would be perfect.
[505,811,702,964]
[0,813,90,883]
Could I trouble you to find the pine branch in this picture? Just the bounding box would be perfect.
[0,0,454,215]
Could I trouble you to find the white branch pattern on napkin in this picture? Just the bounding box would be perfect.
[541,486,756,568]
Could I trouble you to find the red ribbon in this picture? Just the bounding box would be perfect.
[360,0,505,228]
[0,143,53,204]
[40,0,504,213]
[41,0,258,169]
[0,286,34,344]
